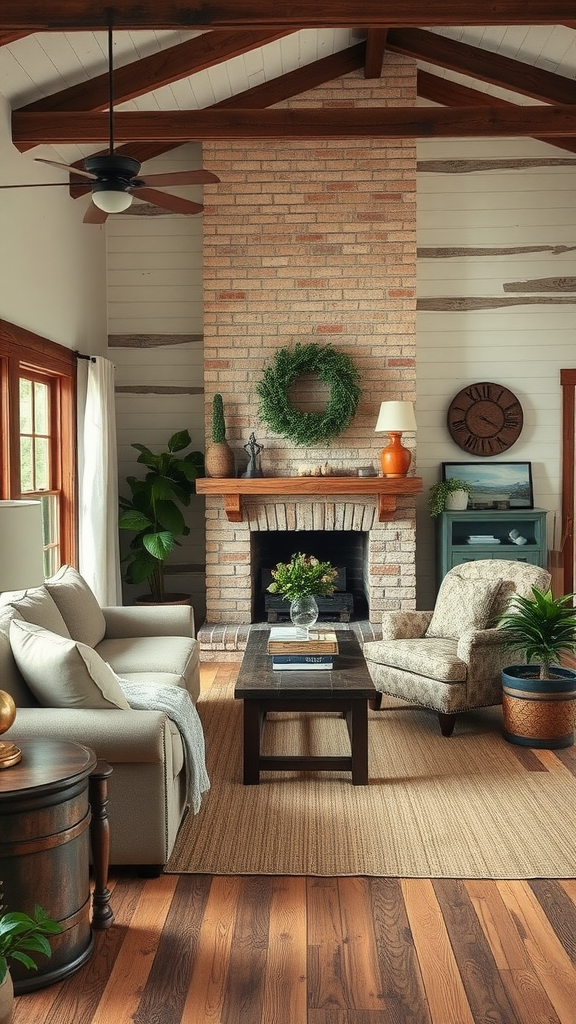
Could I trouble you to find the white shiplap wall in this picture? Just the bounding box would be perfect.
[416,136,576,608]
[106,145,207,619]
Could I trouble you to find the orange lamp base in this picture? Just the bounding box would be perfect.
[380,432,412,478]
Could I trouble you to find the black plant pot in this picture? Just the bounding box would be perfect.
[501,665,576,748]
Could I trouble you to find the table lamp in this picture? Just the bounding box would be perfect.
[0,499,45,768]
[374,401,417,478]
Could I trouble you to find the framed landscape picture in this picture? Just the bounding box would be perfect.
[442,462,534,509]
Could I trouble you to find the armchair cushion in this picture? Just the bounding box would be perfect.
[45,564,107,648]
[10,619,131,710]
[364,637,467,682]
[425,575,501,640]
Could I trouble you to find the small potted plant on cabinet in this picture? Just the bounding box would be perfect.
[204,394,235,478]
[0,890,61,1024]
[495,586,576,748]
[428,478,474,517]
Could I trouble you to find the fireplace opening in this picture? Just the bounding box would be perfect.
[251,530,369,623]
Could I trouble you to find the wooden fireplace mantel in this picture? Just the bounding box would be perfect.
[195,476,423,523]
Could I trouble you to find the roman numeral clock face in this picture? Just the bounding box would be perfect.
[447,382,523,456]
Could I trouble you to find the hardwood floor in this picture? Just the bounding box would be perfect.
[12,663,576,1024]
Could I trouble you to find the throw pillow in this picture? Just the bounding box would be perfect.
[425,575,501,640]
[10,619,130,710]
[0,586,71,637]
[45,564,107,648]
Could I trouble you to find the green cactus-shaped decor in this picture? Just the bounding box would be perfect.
[212,393,226,444]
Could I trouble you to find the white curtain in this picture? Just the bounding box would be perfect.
[77,357,122,605]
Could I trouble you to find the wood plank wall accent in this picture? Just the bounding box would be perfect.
[417,158,576,313]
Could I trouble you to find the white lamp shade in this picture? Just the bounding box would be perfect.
[92,190,133,213]
[0,500,45,592]
[375,401,417,433]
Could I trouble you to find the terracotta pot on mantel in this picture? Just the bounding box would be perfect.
[205,441,235,479]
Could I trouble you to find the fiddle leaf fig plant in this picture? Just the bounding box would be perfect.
[119,429,204,602]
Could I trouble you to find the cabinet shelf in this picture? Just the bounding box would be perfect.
[436,508,548,587]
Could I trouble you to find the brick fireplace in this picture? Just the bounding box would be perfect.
[199,54,418,656]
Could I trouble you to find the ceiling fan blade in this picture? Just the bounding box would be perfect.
[137,170,221,187]
[0,181,79,189]
[134,189,204,216]
[83,202,108,224]
[35,157,97,181]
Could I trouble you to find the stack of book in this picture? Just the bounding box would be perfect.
[267,626,339,670]
[466,535,501,545]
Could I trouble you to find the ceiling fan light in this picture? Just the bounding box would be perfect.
[92,189,133,213]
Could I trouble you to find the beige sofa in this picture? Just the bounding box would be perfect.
[1,565,203,869]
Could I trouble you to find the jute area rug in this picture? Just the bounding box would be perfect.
[166,681,576,878]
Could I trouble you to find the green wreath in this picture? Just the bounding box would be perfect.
[256,342,361,446]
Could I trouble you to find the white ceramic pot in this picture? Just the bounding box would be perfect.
[445,489,469,511]
[0,971,14,1024]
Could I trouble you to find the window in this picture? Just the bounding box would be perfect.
[0,319,77,574]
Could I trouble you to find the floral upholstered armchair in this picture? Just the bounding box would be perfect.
[363,559,551,736]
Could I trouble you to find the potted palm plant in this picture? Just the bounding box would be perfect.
[428,478,474,516]
[0,890,61,1024]
[495,586,576,748]
[118,429,204,603]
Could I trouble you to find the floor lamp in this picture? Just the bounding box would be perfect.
[0,500,45,768]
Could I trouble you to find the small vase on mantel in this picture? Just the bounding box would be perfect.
[289,595,319,636]
[205,393,235,478]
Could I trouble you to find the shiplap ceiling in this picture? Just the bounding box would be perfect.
[0,4,575,174]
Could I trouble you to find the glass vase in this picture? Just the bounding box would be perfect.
[289,595,319,636]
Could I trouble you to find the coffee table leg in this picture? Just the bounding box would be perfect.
[243,699,262,785]
[349,700,369,786]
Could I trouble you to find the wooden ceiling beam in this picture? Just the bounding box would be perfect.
[364,30,387,79]
[13,106,576,144]
[418,70,576,154]
[0,1,571,30]
[387,28,576,104]
[19,30,291,114]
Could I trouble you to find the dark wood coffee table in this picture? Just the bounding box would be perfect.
[234,628,378,785]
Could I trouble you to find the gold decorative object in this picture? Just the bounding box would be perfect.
[0,690,21,768]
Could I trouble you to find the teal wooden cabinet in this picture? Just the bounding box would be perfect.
[436,508,548,587]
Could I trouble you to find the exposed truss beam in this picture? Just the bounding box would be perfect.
[387,28,576,104]
[0,2,572,30]
[13,106,576,145]
[364,30,387,79]
[418,70,576,154]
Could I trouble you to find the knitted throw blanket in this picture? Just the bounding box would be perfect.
[119,681,210,814]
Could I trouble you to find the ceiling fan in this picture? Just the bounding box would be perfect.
[0,15,220,224]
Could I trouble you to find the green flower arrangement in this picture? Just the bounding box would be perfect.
[267,553,338,601]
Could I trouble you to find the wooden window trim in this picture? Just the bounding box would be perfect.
[560,369,575,595]
[0,318,78,568]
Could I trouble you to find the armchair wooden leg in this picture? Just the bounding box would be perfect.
[369,693,383,711]
[438,713,456,737]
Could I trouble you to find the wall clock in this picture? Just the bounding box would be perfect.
[447,382,523,456]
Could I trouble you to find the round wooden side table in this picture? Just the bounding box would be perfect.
[0,737,113,993]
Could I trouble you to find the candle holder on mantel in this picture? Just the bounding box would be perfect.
[374,401,417,478]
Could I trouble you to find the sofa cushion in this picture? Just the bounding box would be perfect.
[0,586,71,637]
[10,619,131,710]
[45,565,107,648]
[425,575,501,640]
[96,635,200,700]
